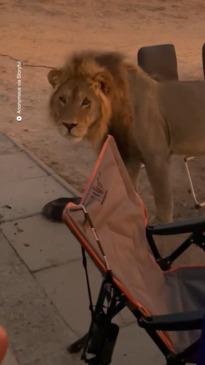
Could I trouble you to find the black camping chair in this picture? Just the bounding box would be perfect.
[64,136,205,365]
[138,43,178,81]
[137,43,205,208]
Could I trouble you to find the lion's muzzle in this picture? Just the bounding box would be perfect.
[62,122,78,134]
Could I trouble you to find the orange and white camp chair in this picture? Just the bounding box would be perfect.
[63,135,205,365]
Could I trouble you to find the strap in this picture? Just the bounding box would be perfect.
[81,246,94,318]
[69,203,111,271]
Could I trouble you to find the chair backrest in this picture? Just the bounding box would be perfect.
[64,136,169,316]
[138,43,179,81]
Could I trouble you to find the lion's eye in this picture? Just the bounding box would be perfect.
[59,95,67,105]
[81,97,91,108]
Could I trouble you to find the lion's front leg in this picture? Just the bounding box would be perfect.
[145,156,173,223]
[125,159,142,188]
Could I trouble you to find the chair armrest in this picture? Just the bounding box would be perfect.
[146,216,205,236]
[146,217,205,270]
[138,309,205,331]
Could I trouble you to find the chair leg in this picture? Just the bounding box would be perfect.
[184,157,205,208]
[67,333,88,353]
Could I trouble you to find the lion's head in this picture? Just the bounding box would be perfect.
[47,52,125,148]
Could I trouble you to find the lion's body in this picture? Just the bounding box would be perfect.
[48,51,205,222]
[158,81,205,155]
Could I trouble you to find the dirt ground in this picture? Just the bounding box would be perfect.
[1,0,205,220]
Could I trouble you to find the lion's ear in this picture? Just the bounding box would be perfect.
[93,72,112,95]
[47,69,62,88]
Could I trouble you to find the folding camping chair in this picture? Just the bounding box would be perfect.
[63,135,205,365]
[137,43,205,208]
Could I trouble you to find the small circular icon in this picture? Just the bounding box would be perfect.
[16,116,22,122]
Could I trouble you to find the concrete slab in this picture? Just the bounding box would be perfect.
[118,307,137,327]
[1,215,81,271]
[23,351,83,365]
[35,259,102,335]
[0,231,75,365]
[8,136,80,197]
[0,151,47,184]
[113,323,164,365]
[0,175,71,222]
[2,349,19,365]
[0,134,21,155]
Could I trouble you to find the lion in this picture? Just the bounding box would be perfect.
[47,50,205,223]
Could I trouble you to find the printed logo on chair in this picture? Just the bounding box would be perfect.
[89,172,108,205]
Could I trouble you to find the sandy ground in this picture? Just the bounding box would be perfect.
[1,0,205,220]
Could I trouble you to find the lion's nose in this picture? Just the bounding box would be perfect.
[62,122,77,133]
